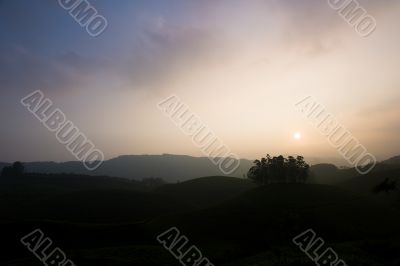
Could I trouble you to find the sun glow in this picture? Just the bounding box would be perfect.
[294,132,302,140]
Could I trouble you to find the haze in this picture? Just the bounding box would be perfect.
[1,0,399,163]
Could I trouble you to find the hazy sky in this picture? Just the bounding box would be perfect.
[1,0,399,163]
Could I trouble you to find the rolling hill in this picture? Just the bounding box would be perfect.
[2,172,400,265]
[155,176,256,209]
[149,184,400,264]
[339,167,400,193]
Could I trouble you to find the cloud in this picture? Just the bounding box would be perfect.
[112,16,237,90]
[0,45,108,94]
[1,0,399,94]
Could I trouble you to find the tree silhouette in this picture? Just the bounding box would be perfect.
[372,178,398,194]
[1,161,25,177]
[247,155,309,185]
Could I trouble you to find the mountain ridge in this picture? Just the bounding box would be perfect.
[1,154,399,183]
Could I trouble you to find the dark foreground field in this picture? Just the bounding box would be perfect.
[1,172,400,265]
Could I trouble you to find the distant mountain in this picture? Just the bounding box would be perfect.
[383,155,400,165]
[309,154,400,185]
[310,164,340,184]
[0,155,253,183]
[2,154,398,183]
[309,163,356,184]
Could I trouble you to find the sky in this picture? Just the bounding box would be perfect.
[0,0,400,163]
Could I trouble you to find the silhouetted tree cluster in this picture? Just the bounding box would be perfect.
[247,155,309,185]
[1,162,25,177]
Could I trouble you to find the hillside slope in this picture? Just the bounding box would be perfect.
[149,184,400,264]
[155,176,256,209]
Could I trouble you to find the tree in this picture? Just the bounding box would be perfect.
[372,178,398,194]
[1,161,25,177]
[247,155,309,185]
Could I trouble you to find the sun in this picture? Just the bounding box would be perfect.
[293,132,302,140]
